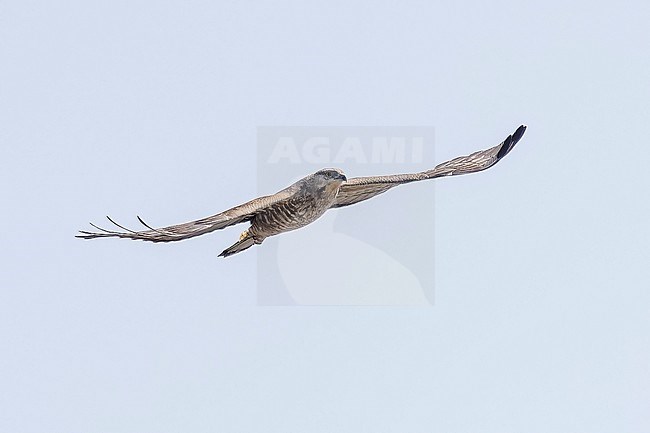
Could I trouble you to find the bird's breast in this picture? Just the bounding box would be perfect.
[252,189,337,237]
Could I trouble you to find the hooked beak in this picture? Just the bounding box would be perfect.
[338,173,347,182]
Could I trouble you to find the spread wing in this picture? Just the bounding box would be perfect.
[76,188,295,243]
[331,124,526,208]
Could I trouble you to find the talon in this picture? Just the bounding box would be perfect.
[239,229,249,241]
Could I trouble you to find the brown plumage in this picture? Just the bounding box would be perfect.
[77,124,526,257]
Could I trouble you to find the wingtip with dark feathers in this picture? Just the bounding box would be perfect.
[496,124,527,160]
[513,124,527,143]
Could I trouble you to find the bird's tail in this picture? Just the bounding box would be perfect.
[218,235,257,258]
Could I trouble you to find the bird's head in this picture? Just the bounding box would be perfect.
[314,168,347,183]
[311,168,347,196]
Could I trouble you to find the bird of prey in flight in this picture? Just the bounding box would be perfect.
[77,124,526,257]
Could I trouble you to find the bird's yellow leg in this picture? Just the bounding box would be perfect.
[239,229,249,241]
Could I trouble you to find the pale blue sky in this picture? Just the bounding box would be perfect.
[1,1,649,432]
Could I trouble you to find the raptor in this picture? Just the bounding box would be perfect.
[77,125,527,257]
